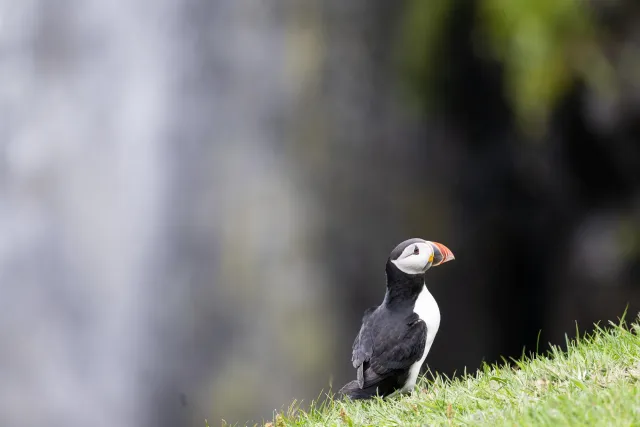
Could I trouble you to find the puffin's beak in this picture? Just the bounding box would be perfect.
[429,242,455,267]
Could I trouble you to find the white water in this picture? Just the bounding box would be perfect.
[0,2,329,426]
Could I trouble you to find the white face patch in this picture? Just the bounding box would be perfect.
[390,242,434,275]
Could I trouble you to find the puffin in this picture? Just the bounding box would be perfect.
[339,238,455,400]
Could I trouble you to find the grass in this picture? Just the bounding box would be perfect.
[247,314,640,427]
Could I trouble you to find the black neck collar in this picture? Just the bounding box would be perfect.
[383,260,425,311]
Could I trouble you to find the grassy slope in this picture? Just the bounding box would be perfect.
[258,317,640,426]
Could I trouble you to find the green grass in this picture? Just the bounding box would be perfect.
[255,315,640,426]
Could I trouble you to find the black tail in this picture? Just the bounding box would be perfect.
[338,380,381,400]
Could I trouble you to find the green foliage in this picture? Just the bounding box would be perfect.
[399,0,613,137]
[261,316,640,426]
[396,0,456,109]
[478,0,603,136]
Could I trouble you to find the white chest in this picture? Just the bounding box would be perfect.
[403,284,440,391]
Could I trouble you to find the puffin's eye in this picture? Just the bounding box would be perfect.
[413,246,419,255]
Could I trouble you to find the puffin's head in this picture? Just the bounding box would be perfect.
[388,238,455,276]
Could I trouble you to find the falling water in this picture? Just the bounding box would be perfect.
[0,1,331,426]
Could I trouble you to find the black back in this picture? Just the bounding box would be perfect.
[341,306,427,399]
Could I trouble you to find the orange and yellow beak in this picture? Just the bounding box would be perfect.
[429,242,455,267]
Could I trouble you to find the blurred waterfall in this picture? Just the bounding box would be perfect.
[0,1,331,426]
[1,1,171,426]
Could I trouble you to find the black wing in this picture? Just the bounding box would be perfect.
[351,307,377,388]
[368,313,426,376]
[351,310,427,389]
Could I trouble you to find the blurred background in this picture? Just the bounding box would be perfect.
[1,0,639,426]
